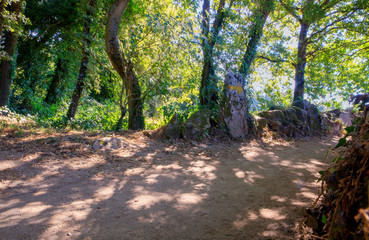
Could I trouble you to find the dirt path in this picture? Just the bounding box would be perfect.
[0,131,335,240]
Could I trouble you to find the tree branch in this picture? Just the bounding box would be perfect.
[279,0,301,23]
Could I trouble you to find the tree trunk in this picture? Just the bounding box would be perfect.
[0,1,22,107]
[45,58,63,104]
[240,0,273,80]
[292,22,310,107]
[66,0,96,119]
[116,82,127,131]
[105,0,145,130]
[0,0,6,45]
[199,0,227,107]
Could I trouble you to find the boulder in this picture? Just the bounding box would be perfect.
[338,111,352,126]
[269,105,286,111]
[258,110,286,123]
[92,137,123,151]
[183,109,211,140]
[164,113,183,139]
[221,71,251,138]
[254,116,267,130]
[257,100,327,138]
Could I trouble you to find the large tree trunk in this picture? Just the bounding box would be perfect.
[45,58,63,104]
[199,0,227,107]
[0,0,6,45]
[0,1,22,107]
[105,0,145,130]
[66,0,96,119]
[240,0,273,80]
[292,22,310,107]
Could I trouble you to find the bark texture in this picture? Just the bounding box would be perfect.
[199,0,228,107]
[292,22,309,107]
[67,0,96,119]
[45,58,64,104]
[105,0,145,130]
[0,0,5,45]
[0,1,22,107]
[240,0,273,79]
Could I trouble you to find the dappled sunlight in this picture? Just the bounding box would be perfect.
[174,193,206,210]
[0,153,41,171]
[259,208,287,220]
[126,160,217,212]
[187,160,218,181]
[128,185,175,211]
[290,199,308,206]
[296,191,317,200]
[0,201,52,227]
[0,129,336,239]
[233,211,259,229]
[176,193,203,205]
[128,192,173,210]
[233,168,265,184]
[93,182,119,201]
[154,163,182,171]
[293,179,319,190]
[271,196,287,203]
[124,167,146,176]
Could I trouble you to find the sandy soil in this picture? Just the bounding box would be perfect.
[0,127,336,240]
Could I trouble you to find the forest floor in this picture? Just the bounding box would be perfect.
[0,117,337,240]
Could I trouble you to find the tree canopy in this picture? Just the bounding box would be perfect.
[0,0,367,130]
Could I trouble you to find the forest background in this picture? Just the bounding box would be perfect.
[0,0,368,131]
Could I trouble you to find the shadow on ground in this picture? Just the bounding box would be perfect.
[0,131,335,240]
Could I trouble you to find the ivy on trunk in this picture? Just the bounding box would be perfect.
[66,0,97,119]
[105,0,145,130]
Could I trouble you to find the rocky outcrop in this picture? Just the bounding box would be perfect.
[326,109,352,126]
[164,113,183,139]
[183,109,211,140]
[258,100,327,138]
[220,71,252,138]
[254,116,267,130]
[151,110,211,140]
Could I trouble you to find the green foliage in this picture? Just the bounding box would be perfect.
[3,0,369,131]
[335,119,361,149]
[37,97,121,131]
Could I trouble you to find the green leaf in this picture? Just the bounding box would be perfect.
[321,215,327,224]
[335,138,347,148]
[344,126,355,133]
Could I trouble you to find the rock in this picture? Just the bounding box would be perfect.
[142,131,151,137]
[338,111,352,126]
[298,100,323,133]
[164,113,184,139]
[258,110,286,131]
[283,108,300,124]
[269,105,285,111]
[259,110,286,123]
[183,109,211,140]
[254,116,267,130]
[220,71,251,138]
[326,109,341,118]
[280,124,303,138]
[258,101,327,138]
[92,137,123,151]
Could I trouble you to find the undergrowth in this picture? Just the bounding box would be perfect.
[5,96,199,131]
